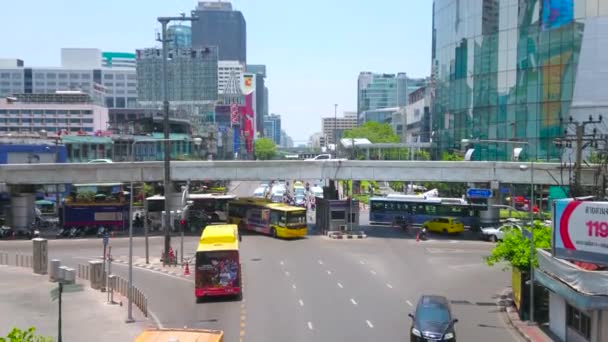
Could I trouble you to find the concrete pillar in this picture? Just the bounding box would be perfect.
[32,238,48,275]
[9,191,36,229]
[479,181,500,227]
[49,259,61,282]
[89,260,103,290]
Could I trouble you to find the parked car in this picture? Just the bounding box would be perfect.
[409,295,458,341]
[82,226,98,236]
[422,217,464,234]
[480,223,522,242]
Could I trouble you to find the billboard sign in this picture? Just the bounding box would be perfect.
[553,199,608,265]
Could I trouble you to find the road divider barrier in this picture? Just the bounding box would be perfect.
[110,274,148,318]
[77,263,90,281]
[0,252,8,265]
[15,254,33,268]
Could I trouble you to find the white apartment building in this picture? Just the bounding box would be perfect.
[321,112,358,145]
[218,60,244,94]
[0,91,108,134]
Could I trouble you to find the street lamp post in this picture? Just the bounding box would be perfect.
[126,137,200,323]
[157,13,198,274]
[463,138,536,324]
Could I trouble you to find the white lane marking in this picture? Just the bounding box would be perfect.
[350,298,358,306]
[337,282,343,289]
[318,260,324,265]
[292,284,297,289]
[366,320,374,328]
[386,283,393,289]
[285,271,290,277]
[280,260,284,266]
[370,270,377,275]
[299,299,304,307]
[307,321,314,330]
[150,310,164,329]
[326,270,332,275]
[359,260,365,265]
[406,300,413,307]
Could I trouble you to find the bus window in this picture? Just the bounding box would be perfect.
[270,210,281,225]
[371,201,385,211]
[425,204,437,215]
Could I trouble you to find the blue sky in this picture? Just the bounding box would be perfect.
[0,0,432,143]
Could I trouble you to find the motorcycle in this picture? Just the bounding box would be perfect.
[419,227,428,241]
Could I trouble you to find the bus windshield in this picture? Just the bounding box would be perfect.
[287,211,306,226]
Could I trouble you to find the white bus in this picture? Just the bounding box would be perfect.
[144,194,236,231]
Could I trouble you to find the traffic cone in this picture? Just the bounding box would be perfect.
[184,262,190,276]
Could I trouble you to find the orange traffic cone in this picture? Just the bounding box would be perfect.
[184,262,190,276]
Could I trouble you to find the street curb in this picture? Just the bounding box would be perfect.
[326,231,367,239]
[501,288,535,342]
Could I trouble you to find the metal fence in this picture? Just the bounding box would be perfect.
[112,274,148,318]
[0,252,8,265]
[15,254,33,268]
[76,263,148,318]
[77,264,90,281]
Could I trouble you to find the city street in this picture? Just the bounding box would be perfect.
[0,228,522,341]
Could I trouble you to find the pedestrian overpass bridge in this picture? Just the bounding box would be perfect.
[0,160,596,186]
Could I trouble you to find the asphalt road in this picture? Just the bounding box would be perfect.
[0,181,523,341]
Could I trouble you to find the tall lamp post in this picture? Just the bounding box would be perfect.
[157,12,198,272]
[462,138,535,324]
[126,137,200,323]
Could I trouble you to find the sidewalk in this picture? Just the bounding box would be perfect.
[503,289,558,342]
[0,265,147,341]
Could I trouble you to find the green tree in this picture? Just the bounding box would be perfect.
[254,138,277,160]
[0,327,53,342]
[343,121,400,143]
[485,222,552,271]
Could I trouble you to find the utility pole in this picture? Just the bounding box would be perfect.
[334,104,338,158]
[556,115,603,197]
[157,13,198,266]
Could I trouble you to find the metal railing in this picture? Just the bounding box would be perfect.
[76,263,148,318]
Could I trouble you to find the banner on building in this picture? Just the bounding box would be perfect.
[552,199,608,265]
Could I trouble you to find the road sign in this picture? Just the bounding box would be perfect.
[466,188,493,199]
[522,228,533,240]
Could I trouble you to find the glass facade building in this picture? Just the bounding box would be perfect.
[432,0,608,161]
[192,1,246,64]
[168,25,192,49]
[357,72,408,120]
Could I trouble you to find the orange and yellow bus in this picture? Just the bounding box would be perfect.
[227,198,307,238]
[195,225,241,300]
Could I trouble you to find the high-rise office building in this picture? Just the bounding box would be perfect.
[191,1,246,63]
[136,47,218,103]
[432,0,608,161]
[322,112,358,146]
[263,114,281,145]
[357,72,409,120]
[168,24,192,49]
